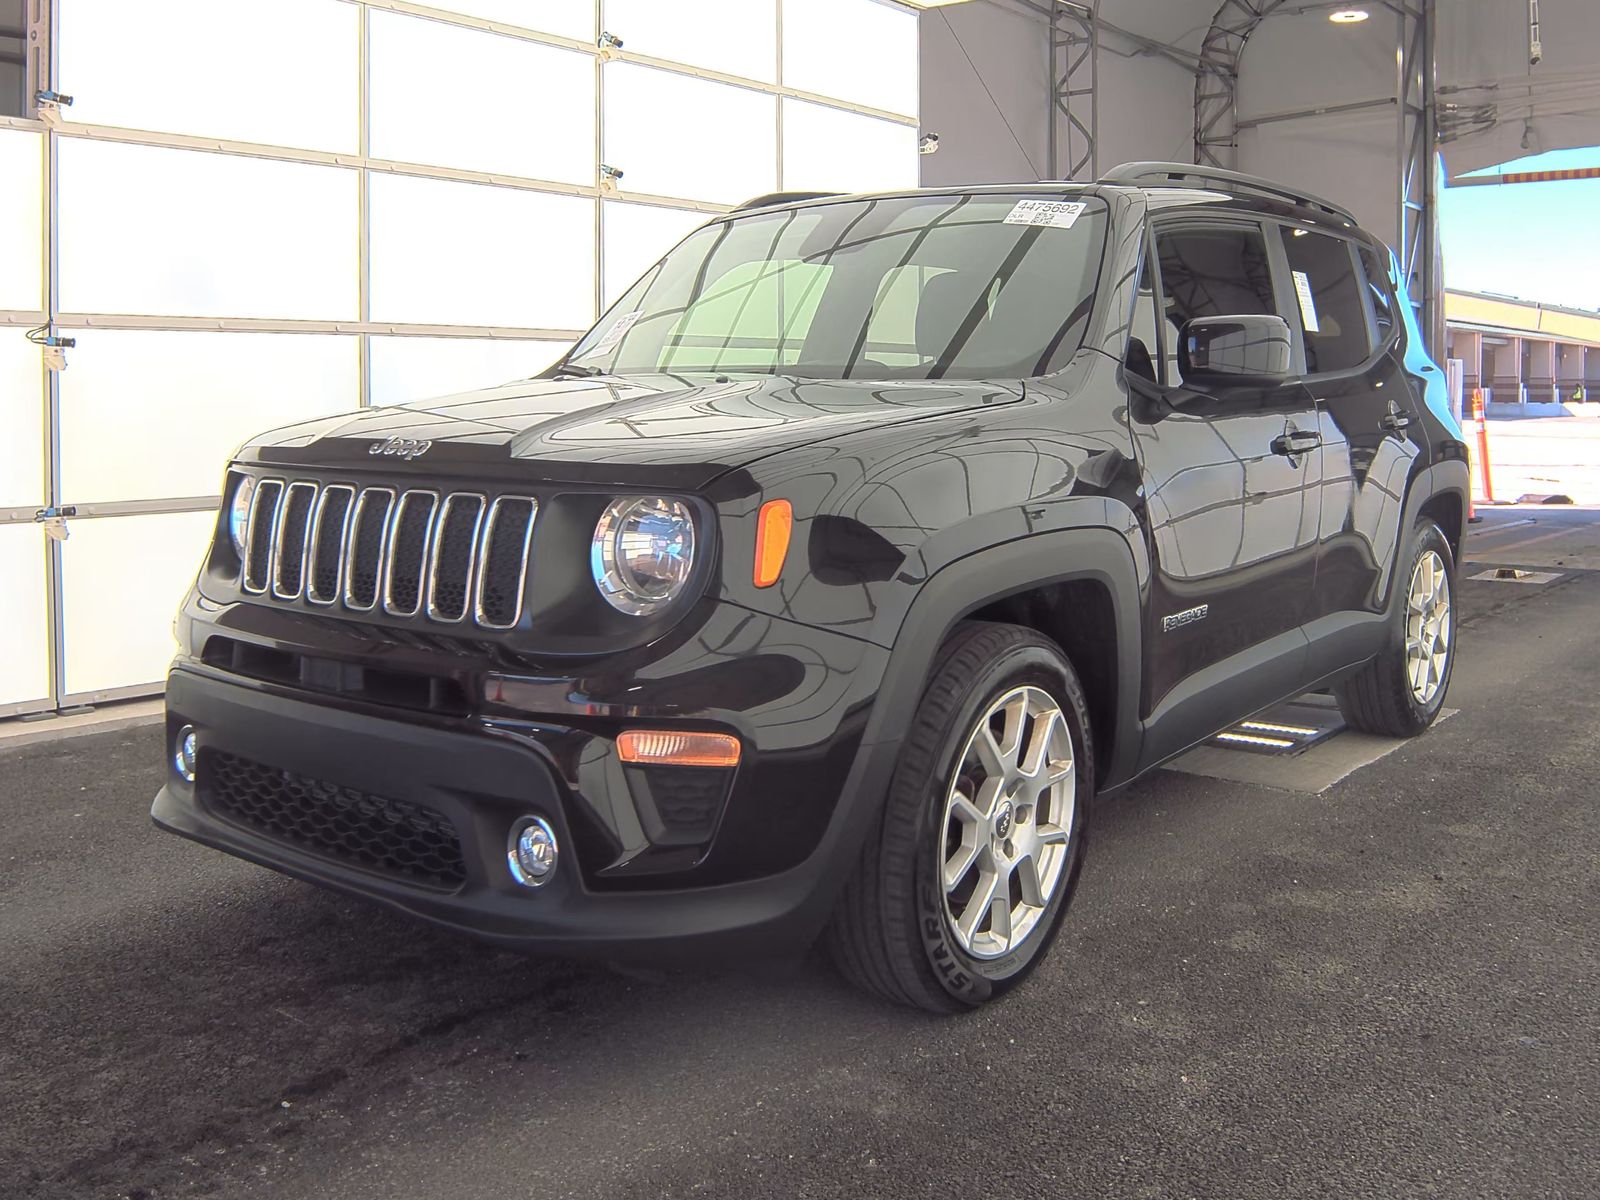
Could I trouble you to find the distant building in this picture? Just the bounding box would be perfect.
[1445,290,1600,406]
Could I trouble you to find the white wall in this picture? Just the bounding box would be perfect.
[1235,10,1401,246]
[918,0,1047,186]
[1093,51,1193,171]
[919,0,1196,187]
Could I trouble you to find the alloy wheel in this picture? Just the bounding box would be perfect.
[1405,548,1451,706]
[939,685,1076,960]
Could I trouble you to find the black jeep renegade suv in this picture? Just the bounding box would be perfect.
[153,162,1467,1012]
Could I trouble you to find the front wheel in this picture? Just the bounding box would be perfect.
[1335,518,1458,737]
[826,621,1093,1012]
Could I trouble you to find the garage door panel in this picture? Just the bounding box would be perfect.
[369,12,595,184]
[426,0,594,40]
[602,0,777,81]
[60,511,216,698]
[0,525,50,712]
[603,64,776,205]
[783,0,917,116]
[58,0,358,153]
[369,337,568,407]
[0,328,44,510]
[369,175,595,330]
[57,140,358,321]
[58,331,360,507]
[782,99,919,194]
[0,128,43,313]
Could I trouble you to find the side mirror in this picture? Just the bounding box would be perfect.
[1178,314,1294,387]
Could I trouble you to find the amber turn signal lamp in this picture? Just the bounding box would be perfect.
[617,730,742,768]
[754,499,793,588]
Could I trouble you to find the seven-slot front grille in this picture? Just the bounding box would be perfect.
[241,478,536,630]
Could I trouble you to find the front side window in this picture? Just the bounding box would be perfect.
[563,193,1109,381]
[1281,228,1373,374]
[1154,224,1278,384]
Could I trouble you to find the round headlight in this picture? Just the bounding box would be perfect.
[227,475,257,558]
[591,497,697,615]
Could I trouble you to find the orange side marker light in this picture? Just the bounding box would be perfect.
[754,499,793,588]
[617,730,741,769]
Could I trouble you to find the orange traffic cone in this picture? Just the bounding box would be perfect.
[1471,389,1496,510]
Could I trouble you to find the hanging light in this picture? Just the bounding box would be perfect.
[1329,8,1370,23]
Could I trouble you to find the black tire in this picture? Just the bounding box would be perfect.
[825,621,1093,1013]
[1335,518,1458,737]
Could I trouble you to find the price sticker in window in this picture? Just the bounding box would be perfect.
[1003,199,1088,229]
[591,310,643,355]
[1292,270,1321,333]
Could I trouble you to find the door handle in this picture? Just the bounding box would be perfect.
[1271,429,1322,457]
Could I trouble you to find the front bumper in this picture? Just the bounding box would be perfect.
[155,666,890,962]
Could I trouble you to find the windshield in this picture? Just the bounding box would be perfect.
[562,193,1107,381]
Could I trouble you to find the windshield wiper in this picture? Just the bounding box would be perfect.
[553,361,606,379]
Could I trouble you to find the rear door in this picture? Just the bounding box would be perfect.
[1276,227,1421,666]
[1127,217,1323,756]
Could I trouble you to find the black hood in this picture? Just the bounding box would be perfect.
[240,373,1025,489]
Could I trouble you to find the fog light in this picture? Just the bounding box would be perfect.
[174,725,197,783]
[508,816,558,888]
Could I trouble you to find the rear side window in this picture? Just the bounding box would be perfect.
[1154,225,1278,384]
[1357,244,1397,347]
[1280,228,1372,374]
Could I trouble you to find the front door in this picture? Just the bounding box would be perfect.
[1126,218,1322,761]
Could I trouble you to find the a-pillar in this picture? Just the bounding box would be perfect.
[1523,339,1556,404]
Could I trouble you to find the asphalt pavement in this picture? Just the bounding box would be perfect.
[4,522,1598,1200]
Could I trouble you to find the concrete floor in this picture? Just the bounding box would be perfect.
[3,515,1598,1200]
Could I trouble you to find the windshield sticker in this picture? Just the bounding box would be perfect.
[1003,199,1088,229]
[591,310,643,355]
[1292,270,1321,333]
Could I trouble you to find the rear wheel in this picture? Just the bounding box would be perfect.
[826,621,1092,1012]
[1335,518,1457,736]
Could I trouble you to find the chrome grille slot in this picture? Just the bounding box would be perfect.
[344,487,395,611]
[426,493,486,623]
[306,485,355,605]
[475,496,538,629]
[271,482,318,600]
[234,478,535,630]
[242,479,284,594]
[383,490,439,617]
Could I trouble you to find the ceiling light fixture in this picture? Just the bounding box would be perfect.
[1329,8,1370,23]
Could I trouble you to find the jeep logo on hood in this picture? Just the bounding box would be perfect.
[369,436,433,461]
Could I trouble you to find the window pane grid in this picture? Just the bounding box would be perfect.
[18,0,921,703]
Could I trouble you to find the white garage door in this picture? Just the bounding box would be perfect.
[0,0,921,716]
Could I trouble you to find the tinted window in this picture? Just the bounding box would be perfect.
[1357,244,1397,347]
[1281,228,1372,373]
[565,194,1109,381]
[1155,225,1279,384]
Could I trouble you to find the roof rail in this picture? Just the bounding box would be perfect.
[732,190,841,212]
[1097,161,1358,225]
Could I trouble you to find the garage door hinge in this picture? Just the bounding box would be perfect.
[25,324,74,370]
[34,505,76,541]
